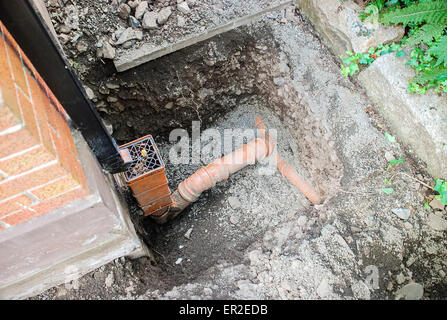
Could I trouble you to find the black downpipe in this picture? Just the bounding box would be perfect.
[0,0,128,174]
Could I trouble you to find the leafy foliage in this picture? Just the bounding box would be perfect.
[380,0,447,25]
[403,23,445,46]
[382,187,394,194]
[379,0,447,93]
[387,158,405,170]
[340,44,404,77]
[434,179,447,205]
[341,0,447,94]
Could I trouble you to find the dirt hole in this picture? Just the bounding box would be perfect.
[85,22,343,289]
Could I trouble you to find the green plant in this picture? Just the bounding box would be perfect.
[387,158,405,170]
[434,179,447,205]
[340,43,405,77]
[341,0,447,94]
[380,0,447,93]
[359,0,419,20]
[382,187,394,194]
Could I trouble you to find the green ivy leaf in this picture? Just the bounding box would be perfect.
[384,133,396,143]
[390,158,405,165]
[382,187,394,195]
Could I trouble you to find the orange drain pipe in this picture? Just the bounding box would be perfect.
[167,134,275,222]
[255,117,321,205]
[119,117,320,224]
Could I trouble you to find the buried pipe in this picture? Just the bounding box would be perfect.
[255,117,321,205]
[120,117,320,224]
[166,134,275,222]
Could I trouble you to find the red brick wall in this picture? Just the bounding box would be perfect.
[0,21,89,229]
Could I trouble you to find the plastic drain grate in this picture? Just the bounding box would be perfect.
[119,135,164,182]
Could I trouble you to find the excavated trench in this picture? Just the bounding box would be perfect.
[84,22,343,285]
[30,0,447,299]
[31,2,447,298]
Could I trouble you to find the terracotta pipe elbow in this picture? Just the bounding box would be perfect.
[154,117,321,224]
[165,136,274,221]
[275,154,321,205]
[255,117,321,205]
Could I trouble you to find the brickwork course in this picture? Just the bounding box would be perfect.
[0,21,89,228]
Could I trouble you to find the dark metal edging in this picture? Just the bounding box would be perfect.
[0,0,128,174]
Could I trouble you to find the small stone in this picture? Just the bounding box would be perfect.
[427,213,447,231]
[135,1,148,20]
[157,7,172,25]
[105,272,114,288]
[229,215,239,225]
[84,86,95,100]
[177,1,191,14]
[112,102,125,112]
[429,198,445,211]
[106,82,120,90]
[48,0,61,7]
[273,77,284,86]
[59,24,71,34]
[71,33,82,44]
[316,278,331,298]
[56,287,67,297]
[391,208,411,220]
[58,34,70,45]
[117,3,131,20]
[203,288,212,295]
[396,273,405,285]
[404,222,413,230]
[164,102,174,109]
[396,283,424,300]
[177,15,186,27]
[184,227,193,239]
[142,11,158,29]
[387,282,393,291]
[98,85,110,95]
[103,119,113,134]
[406,256,416,267]
[175,257,183,264]
[384,151,395,162]
[186,0,196,6]
[96,41,116,59]
[107,96,118,103]
[127,0,139,9]
[297,215,308,227]
[228,196,241,210]
[115,27,143,45]
[364,216,376,227]
[439,270,446,278]
[76,40,88,53]
[128,16,141,28]
[351,281,371,300]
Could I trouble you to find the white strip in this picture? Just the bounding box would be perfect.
[0,144,40,161]
[0,123,23,136]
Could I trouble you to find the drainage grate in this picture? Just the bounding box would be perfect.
[119,135,164,182]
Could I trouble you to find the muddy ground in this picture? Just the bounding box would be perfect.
[32,1,447,300]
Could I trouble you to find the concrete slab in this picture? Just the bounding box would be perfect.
[294,0,404,56]
[358,54,447,179]
[114,0,292,72]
